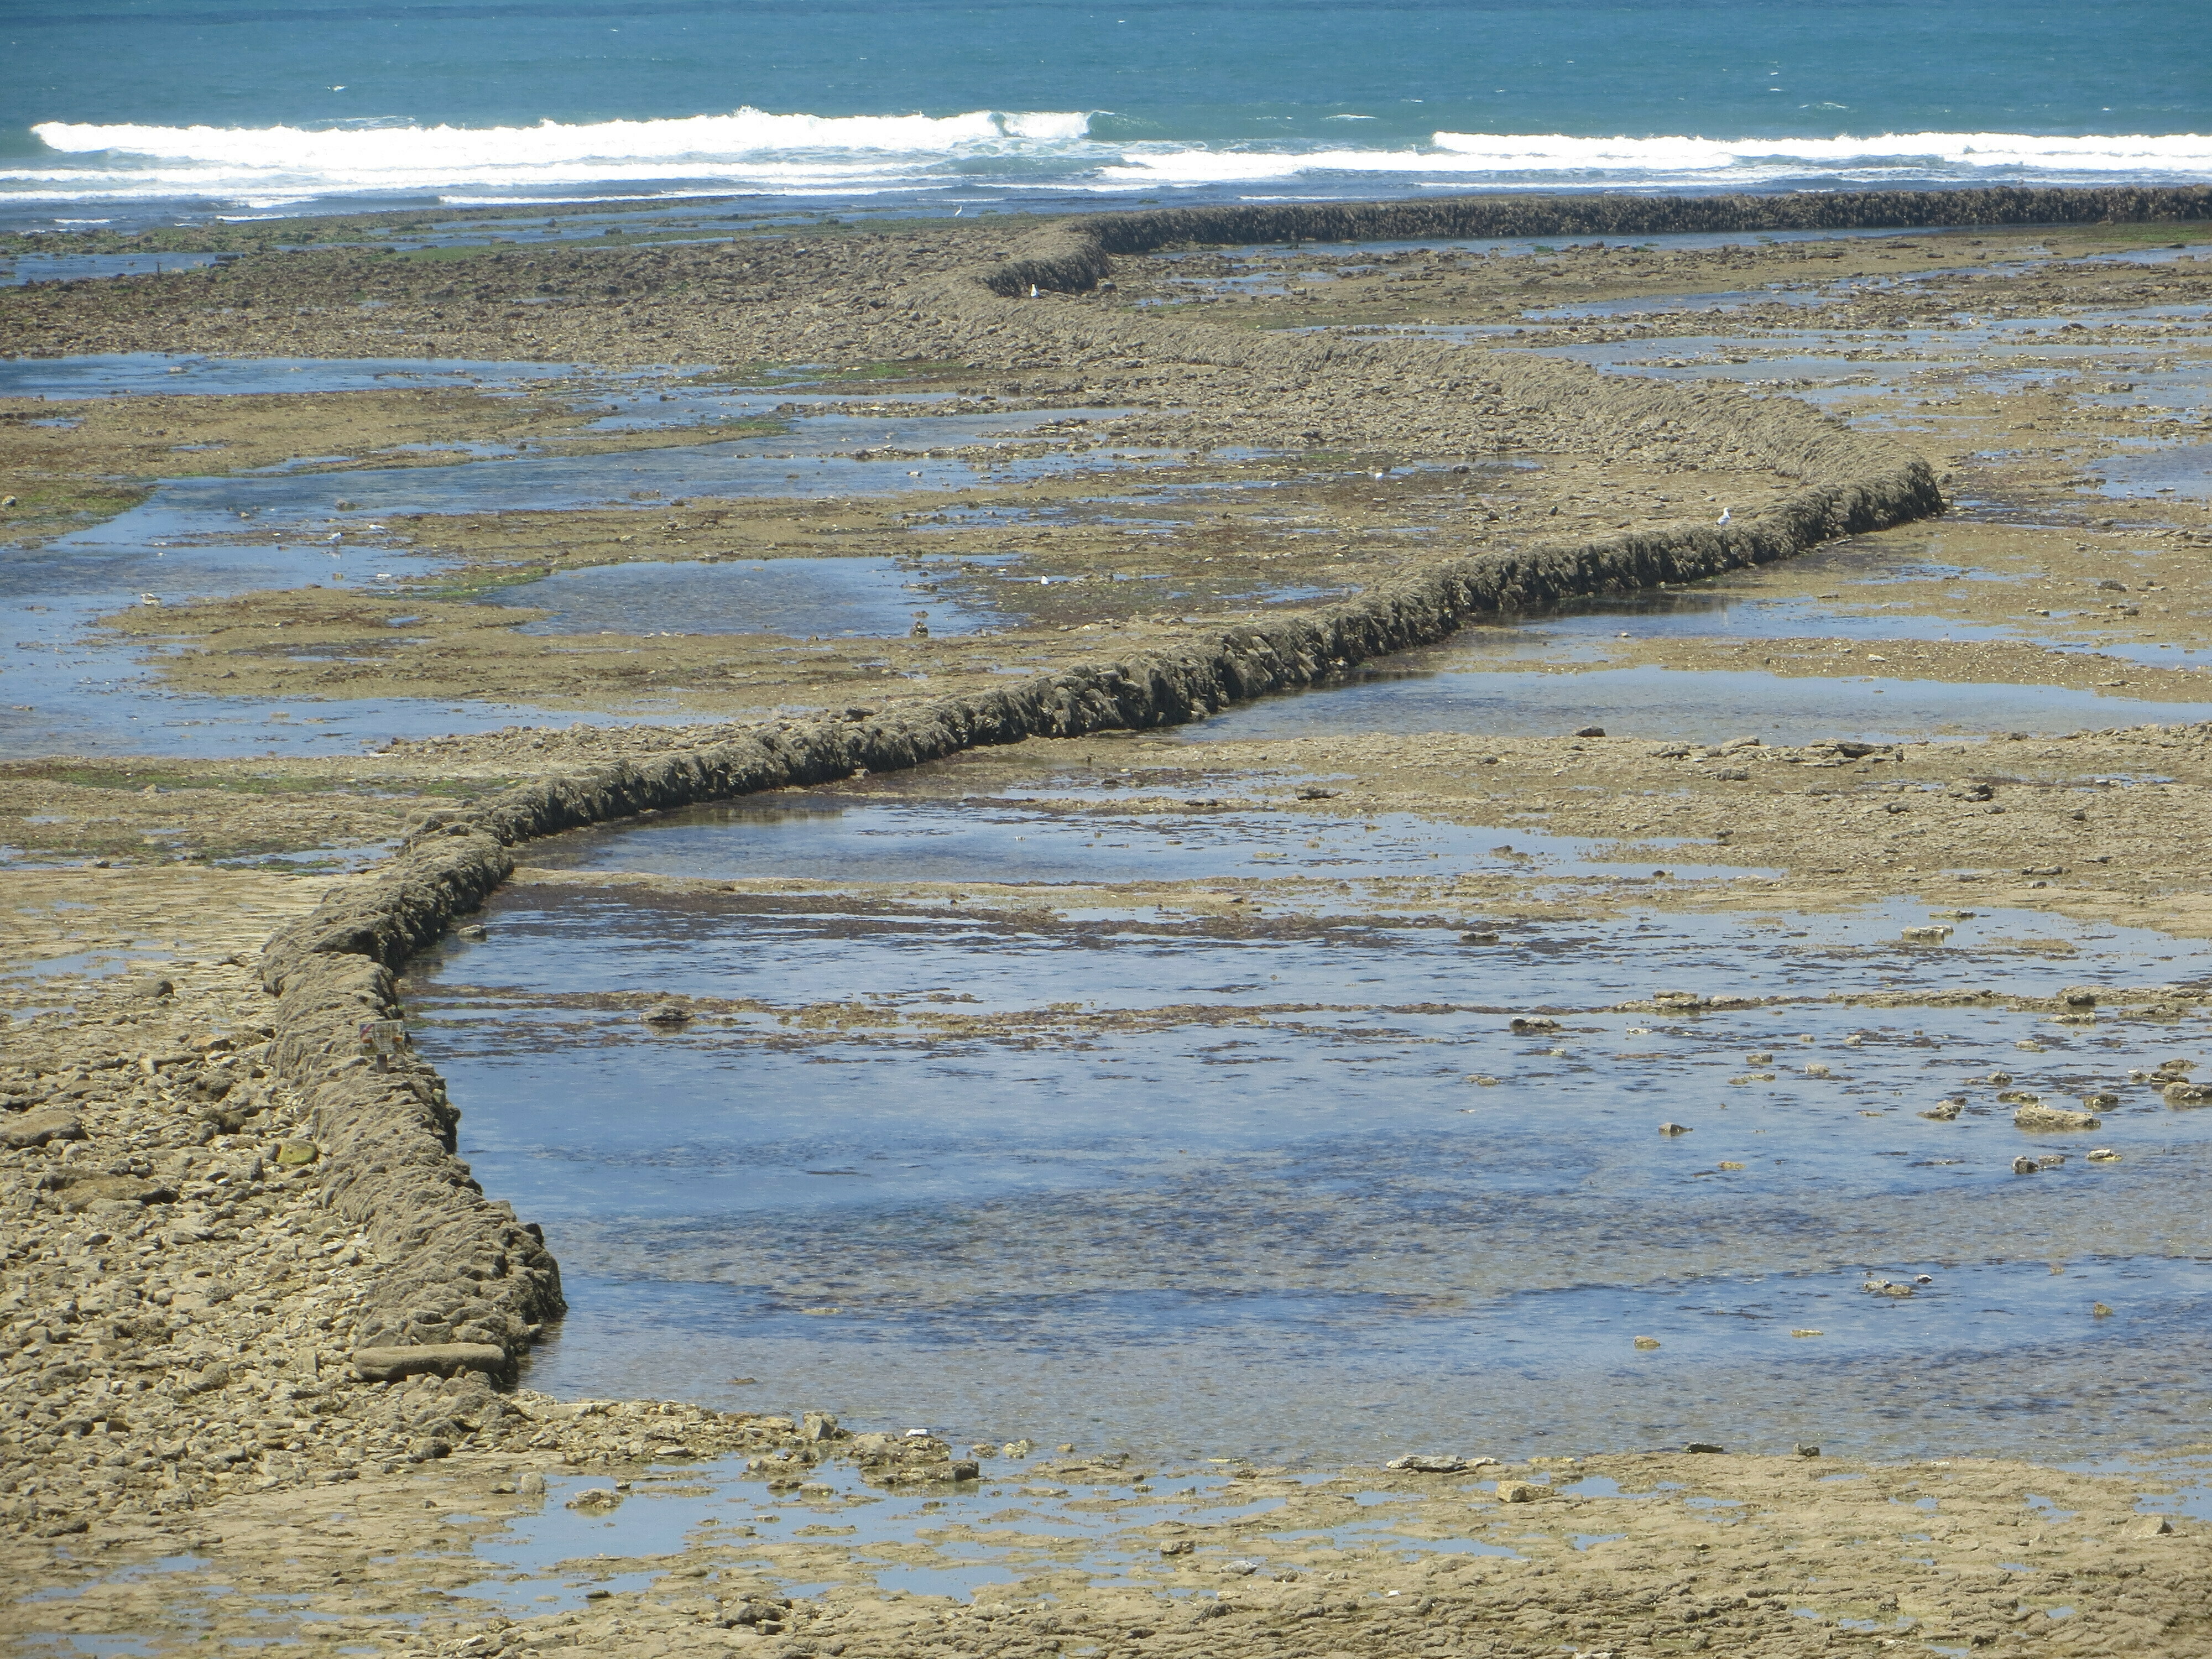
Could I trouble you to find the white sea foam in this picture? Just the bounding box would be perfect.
[1426,129,2212,174]
[12,108,1097,205]
[30,108,1093,168]
[1102,129,2212,186]
[9,112,2209,209]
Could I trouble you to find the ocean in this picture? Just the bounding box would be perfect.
[2,0,2208,234]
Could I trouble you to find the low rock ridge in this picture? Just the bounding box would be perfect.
[254,188,1951,1385]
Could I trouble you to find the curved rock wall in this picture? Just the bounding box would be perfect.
[258,188,1985,1377]
[971,184,2212,296]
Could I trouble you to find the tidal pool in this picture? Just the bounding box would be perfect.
[483,555,1015,640]
[0,353,601,397]
[0,251,227,286]
[2093,442,2212,500]
[0,534,711,758]
[1176,662,2212,746]
[519,795,1750,888]
[0,391,1159,752]
[1430,585,2212,675]
[409,806,2212,1468]
[449,1462,1293,1613]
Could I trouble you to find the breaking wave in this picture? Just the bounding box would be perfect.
[10,111,2209,210]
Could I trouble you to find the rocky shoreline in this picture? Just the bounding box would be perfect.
[6,188,2212,1653]
[220,199,1938,1386]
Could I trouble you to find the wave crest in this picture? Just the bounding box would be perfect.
[1426,129,2212,173]
[9,112,2209,210]
[30,107,1095,170]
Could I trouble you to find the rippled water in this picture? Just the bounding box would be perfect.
[409,794,2212,1465]
[0,385,1157,754]
[2094,442,2212,500]
[0,251,227,287]
[519,794,1749,888]
[483,554,1015,640]
[0,526,712,758]
[0,352,602,397]
[1177,661,2212,746]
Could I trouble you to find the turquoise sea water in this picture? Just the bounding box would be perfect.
[2,0,2208,231]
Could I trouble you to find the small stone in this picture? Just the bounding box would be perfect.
[1718,1160,1746,1170]
[1459,931,1499,946]
[1573,726,1606,738]
[2162,1081,2212,1107]
[2015,1102,2100,1131]
[1803,1062,1831,1078]
[1159,1538,1196,1556]
[2135,1515,2175,1537]
[2011,1155,2041,1175]
[641,1003,692,1027]
[2088,1147,2121,1163]
[1683,1443,1725,1454]
[1794,1443,1820,1458]
[1003,1439,1035,1458]
[1919,1099,1964,1121]
[518,1472,547,1497]
[1,1112,84,1150]
[1385,1454,1494,1473]
[2093,1302,2115,1318]
[352,1343,509,1383]
[567,1488,622,1512]
[1494,1480,1543,1503]
[1510,1016,1560,1034]
[1658,1122,1692,1136]
[1633,1336,1662,1350]
[1791,1329,1823,1338]
[1900,925,1953,944]
[274,1141,319,1167]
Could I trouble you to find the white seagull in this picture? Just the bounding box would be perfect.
[1717,507,1732,525]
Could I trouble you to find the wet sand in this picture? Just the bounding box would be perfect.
[6,191,2212,1655]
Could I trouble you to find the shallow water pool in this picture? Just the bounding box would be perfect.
[410,812,2212,1468]
[483,555,1015,639]
[1176,661,2212,746]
